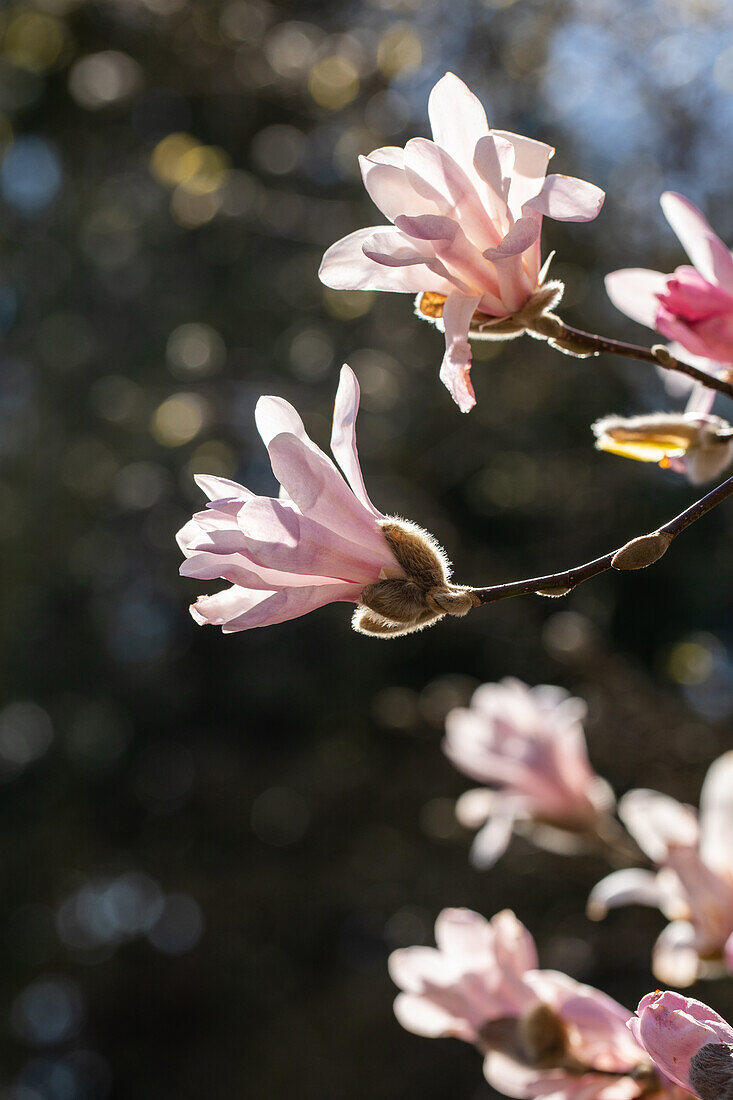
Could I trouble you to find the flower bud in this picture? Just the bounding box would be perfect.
[519,1003,569,1069]
[353,518,473,638]
[611,531,672,571]
[593,412,733,484]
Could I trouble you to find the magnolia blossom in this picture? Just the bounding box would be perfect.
[631,991,733,1100]
[319,72,604,412]
[606,193,733,373]
[592,412,733,485]
[443,679,615,868]
[588,753,733,987]
[389,908,691,1100]
[177,365,473,636]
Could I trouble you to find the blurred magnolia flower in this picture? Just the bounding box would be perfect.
[443,678,616,868]
[588,753,733,987]
[631,990,733,1100]
[592,412,733,485]
[606,193,733,372]
[319,72,604,412]
[177,365,473,636]
[389,907,691,1100]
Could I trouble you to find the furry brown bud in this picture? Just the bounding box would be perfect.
[689,1043,733,1100]
[611,531,672,570]
[535,586,571,598]
[519,1003,568,1069]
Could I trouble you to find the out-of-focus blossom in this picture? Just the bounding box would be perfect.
[592,412,733,485]
[631,990,733,1100]
[443,679,615,868]
[177,365,473,636]
[588,753,733,987]
[606,193,733,371]
[319,72,604,412]
[389,907,692,1100]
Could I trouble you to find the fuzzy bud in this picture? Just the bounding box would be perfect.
[468,282,565,342]
[535,585,571,598]
[519,1003,568,1069]
[354,518,473,638]
[689,1043,733,1100]
[611,532,672,571]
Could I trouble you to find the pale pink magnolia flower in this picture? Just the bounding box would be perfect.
[606,193,733,375]
[389,908,691,1100]
[588,753,733,987]
[443,678,615,868]
[319,72,604,412]
[630,990,733,1100]
[177,365,472,636]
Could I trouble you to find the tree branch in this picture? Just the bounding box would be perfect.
[471,473,733,606]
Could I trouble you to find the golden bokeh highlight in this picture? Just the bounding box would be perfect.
[151,393,209,447]
[377,26,422,78]
[3,10,65,71]
[308,56,359,110]
[322,288,375,320]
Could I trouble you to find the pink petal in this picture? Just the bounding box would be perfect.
[387,945,451,993]
[193,474,253,503]
[266,432,389,556]
[319,227,453,294]
[358,147,435,223]
[190,585,271,627]
[438,293,481,412]
[655,309,721,361]
[403,136,504,249]
[587,869,668,919]
[661,191,722,284]
[434,908,492,959]
[490,129,554,217]
[482,216,540,259]
[473,134,515,205]
[330,364,383,519]
[361,225,476,296]
[235,497,388,582]
[651,921,700,988]
[699,751,733,876]
[605,268,670,329]
[218,581,359,632]
[618,789,699,863]
[454,787,496,827]
[392,993,475,1041]
[525,173,605,222]
[180,550,337,591]
[469,813,515,869]
[427,72,490,178]
[395,214,499,301]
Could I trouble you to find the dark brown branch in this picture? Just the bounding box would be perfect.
[471,473,733,606]
[542,318,733,402]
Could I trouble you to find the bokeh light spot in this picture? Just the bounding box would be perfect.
[1,136,62,216]
[308,56,359,110]
[151,393,209,447]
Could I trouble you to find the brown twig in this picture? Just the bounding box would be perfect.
[537,316,733,401]
[471,473,733,606]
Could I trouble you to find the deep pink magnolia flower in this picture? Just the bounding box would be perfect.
[588,753,733,987]
[319,72,604,412]
[443,679,614,868]
[606,193,733,369]
[631,990,733,1100]
[389,908,691,1100]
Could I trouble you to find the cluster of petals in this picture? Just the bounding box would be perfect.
[177,365,409,633]
[631,990,733,1100]
[606,193,733,375]
[389,907,692,1100]
[443,678,614,868]
[588,752,733,987]
[319,72,604,412]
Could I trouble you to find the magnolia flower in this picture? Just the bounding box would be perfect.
[177,365,474,636]
[319,72,604,412]
[631,991,733,1100]
[443,679,615,868]
[606,193,733,371]
[588,752,733,987]
[389,907,691,1100]
[592,412,733,485]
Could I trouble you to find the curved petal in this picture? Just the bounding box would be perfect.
[618,789,699,863]
[438,292,481,412]
[193,474,253,503]
[469,813,515,869]
[473,134,515,206]
[525,174,605,223]
[604,268,669,329]
[392,992,474,1041]
[190,585,272,626]
[216,581,358,632]
[661,191,721,284]
[483,217,540,260]
[434,908,492,959]
[651,920,700,987]
[319,227,453,294]
[490,129,554,218]
[587,869,669,919]
[699,751,733,876]
[358,148,435,223]
[330,364,383,519]
[180,552,337,591]
[455,787,496,828]
[427,72,490,178]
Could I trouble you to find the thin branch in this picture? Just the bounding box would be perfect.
[546,318,733,402]
[471,473,733,606]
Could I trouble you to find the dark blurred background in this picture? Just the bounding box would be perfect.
[1,0,732,1096]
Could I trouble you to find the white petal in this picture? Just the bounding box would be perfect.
[330,364,383,519]
[651,920,700,987]
[618,789,699,862]
[699,751,733,876]
[604,268,668,329]
[661,191,721,284]
[427,72,490,177]
[587,869,667,920]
